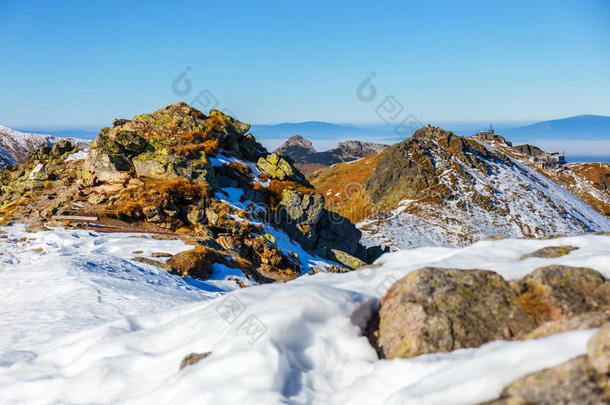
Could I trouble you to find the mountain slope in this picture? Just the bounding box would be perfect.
[503,114,610,140]
[0,125,56,166]
[0,125,90,167]
[476,135,610,219]
[310,126,610,249]
[275,135,388,174]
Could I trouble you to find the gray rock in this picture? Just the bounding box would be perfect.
[377,267,536,359]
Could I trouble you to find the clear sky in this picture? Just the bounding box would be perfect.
[1,0,609,128]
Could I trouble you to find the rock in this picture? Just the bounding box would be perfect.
[328,249,365,269]
[114,130,148,155]
[112,118,130,127]
[276,189,324,250]
[132,256,172,272]
[209,109,250,136]
[216,235,247,258]
[524,311,610,340]
[511,265,610,324]
[51,139,76,156]
[132,151,182,179]
[179,352,211,370]
[151,252,172,258]
[521,245,579,259]
[377,267,536,359]
[486,356,607,405]
[167,246,227,279]
[587,322,610,375]
[186,206,204,225]
[257,153,297,181]
[316,212,363,256]
[205,208,219,226]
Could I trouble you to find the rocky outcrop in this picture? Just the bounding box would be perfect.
[514,144,544,157]
[486,323,610,404]
[374,265,610,359]
[274,135,388,175]
[377,267,536,359]
[0,103,380,282]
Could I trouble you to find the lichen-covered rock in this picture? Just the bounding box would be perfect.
[257,153,296,181]
[377,267,536,359]
[328,249,365,269]
[209,109,250,136]
[276,188,324,249]
[511,265,610,324]
[132,150,182,179]
[521,245,579,259]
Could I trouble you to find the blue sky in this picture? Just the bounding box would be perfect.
[0,0,609,128]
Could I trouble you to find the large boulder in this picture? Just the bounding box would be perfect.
[275,188,324,249]
[510,265,610,324]
[377,267,536,359]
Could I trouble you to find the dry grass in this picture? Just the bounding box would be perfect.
[265,179,318,208]
[172,115,226,157]
[308,150,387,222]
[109,178,208,220]
[229,161,251,176]
[0,197,32,225]
[517,281,558,324]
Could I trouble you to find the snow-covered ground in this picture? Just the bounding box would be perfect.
[1,225,609,404]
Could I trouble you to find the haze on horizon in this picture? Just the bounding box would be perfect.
[0,0,609,128]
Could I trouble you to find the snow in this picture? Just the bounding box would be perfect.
[1,225,609,404]
[65,149,89,161]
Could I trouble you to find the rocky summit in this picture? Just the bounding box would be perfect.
[0,102,382,284]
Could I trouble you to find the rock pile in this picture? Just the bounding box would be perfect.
[0,103,381,283]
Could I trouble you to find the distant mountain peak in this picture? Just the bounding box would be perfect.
[274,135,389,175]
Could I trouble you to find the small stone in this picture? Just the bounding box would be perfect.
[521,245,579,259]
[179,352,211,370]
[151,252,172,258]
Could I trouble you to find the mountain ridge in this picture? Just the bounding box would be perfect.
[274,135,388,174]
[309,126,610,248]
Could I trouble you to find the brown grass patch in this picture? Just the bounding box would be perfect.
[265,179,318,208]
[517,281,559,324]
[307,150,387,222]
[109,178,208,221]
[0,197,33,225]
